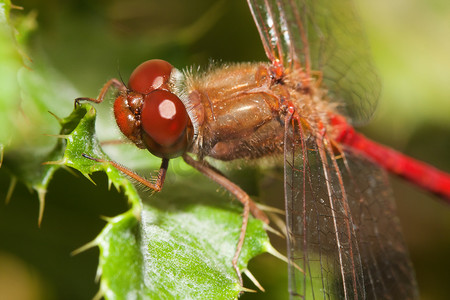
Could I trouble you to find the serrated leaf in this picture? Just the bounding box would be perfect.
[61,103,270,299]
[59,103,141,208]
[97,200,268,300]
[0,0,66,223]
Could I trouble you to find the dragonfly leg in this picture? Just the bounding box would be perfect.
[74,78,126,108]
[183,154,269,285]
[99,139,134,147]
[183,154,269,223]
[82,154,169,192]
[232,197,249,286]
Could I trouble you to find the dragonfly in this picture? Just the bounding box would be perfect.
[75,0,450,299]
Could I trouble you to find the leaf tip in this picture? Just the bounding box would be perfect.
[107,177,113,191]
[263,223,284,238]
[92,287,104,300]
[99,215,114,222]
[0,144,3,167]
[266,211,287,237]
[239,286,257,293]
[43,133,70,140]
[5,176,17,205]
[81,172,96,185]
[71,239,98,256]
[42,158,66,166]
[10,3,24,10]
[266,244,304,275]
[47,110,62,123]
[243,269,265,292]
[36,187,46,227]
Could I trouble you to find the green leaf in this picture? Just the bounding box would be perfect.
[98,200,268,299]
[59,104,141,208]
[0,0,67,224]
[60,103,270,299]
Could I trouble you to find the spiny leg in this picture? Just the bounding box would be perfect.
[82,154,169,192]
[74,78,125,108]
[183,154,268,285]
[183,155,268,223]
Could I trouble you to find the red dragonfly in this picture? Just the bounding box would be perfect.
[76,0,450,299]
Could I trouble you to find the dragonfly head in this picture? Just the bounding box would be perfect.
[113,59,194,159]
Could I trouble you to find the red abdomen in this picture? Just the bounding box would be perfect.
[331,114,450,201]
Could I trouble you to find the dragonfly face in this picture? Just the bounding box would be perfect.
[112,59,194,159]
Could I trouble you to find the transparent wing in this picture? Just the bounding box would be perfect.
[246,0,380,124]
[283,127,419,299]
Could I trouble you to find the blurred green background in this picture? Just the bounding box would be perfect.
[0,0,449,299]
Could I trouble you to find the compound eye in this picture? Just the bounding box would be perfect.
[141,90,190,157]
[128,59,173,94]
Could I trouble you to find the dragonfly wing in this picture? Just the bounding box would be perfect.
[283,127,419,299]
[246,0,380,124]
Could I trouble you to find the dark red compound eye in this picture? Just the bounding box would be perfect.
[140,90,192,158]
[128,59,173,94]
